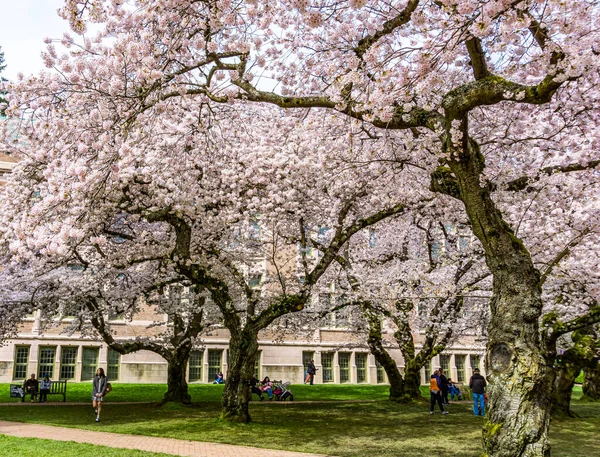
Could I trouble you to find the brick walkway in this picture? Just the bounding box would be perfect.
[0,420,332,457]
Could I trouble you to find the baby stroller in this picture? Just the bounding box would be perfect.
[272,380,294,401]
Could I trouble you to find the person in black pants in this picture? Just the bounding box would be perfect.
[249,377,264,400]
[439,368,449,404]
[305,360,317,385]
[429,371,448,415]
[23,374,39,403]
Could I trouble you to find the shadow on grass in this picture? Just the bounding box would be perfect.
[0,384,598,457]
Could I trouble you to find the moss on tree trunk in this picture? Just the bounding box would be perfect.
[162,351,192,404]
[552,364,579,417]
[220,329,259,422]
[582,363,600,401]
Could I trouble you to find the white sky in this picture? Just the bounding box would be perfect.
[0,0,72,81]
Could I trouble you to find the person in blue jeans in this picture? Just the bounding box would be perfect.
[469,368,487,416]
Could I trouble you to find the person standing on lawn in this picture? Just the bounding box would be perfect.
[92,368,108,422]
[469,368,487,416]
[305,359,317,385]
[429,370,448,415]
[439,368,449,404]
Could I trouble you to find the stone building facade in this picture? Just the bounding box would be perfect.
[0,306,486,386]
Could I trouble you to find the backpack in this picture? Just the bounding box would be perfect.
[105,382,112,394]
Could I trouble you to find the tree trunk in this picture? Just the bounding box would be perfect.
[432,134,554,457]
[162,348,192,404]
[481,250,553,457]
[363,306,418,402]
[582,363,600,401]
[552,364,579,417]
[402,365,423,401]
[221,328,259,422]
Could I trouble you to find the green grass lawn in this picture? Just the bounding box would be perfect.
[0,435,176,457]
[0,383,598,457]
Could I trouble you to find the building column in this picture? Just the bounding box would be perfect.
[450,354,457,382]
[202,348,209,383]
[350,352,357,384]
[314,351,323,384]
[334,352,340,384]
[466,353,473,380]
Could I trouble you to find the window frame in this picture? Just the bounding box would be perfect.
[13,346,30,381]
[81,347,100,381]
[38,346,56,379]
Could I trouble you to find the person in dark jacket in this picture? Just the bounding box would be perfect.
[92,368,108,422]
[429,370,448,414]
[305,360,317,385]
[23,374,39,403]
[439,368,449,404]
[249,376,264,400]
[469,368,487,416]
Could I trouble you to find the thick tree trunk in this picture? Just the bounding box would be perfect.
[402,365,423,401]
[366,318,406,401]
[484,275,553,457]
[582,363,600,401]
[162,347,192,404]
[162,357,192,404]
[363,306,424,402]
[432,134,554,457]
[552,364,579,417]
[221,328,259,422]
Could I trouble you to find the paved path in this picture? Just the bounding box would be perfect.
[0,420,332,457]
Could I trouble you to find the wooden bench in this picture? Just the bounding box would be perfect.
[451,383,471,401]
[10,380,68,402]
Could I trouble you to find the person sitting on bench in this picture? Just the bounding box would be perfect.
[39,374,52,402]
[23,374,39,403]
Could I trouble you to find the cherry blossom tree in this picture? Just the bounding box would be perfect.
[0,260,211,404]
[0,94,423,421]
[3,1,600,453]
[321,209,490,402]
[0,46,7,116]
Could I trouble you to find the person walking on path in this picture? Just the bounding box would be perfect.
[23,374,39,403]
[39,375,51,403]
[469,368,487,416]
[429,370,448,415]
[305,360,317,385]
[92,368,108,422]
[439,368,449,404]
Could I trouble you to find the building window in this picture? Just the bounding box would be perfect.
[60,347,77,380]
[368,230,377,247]
[188,351,203,382]
[455,355,466,382]
[254,351,261,379]
[38,347,56,379]
[81,348,99,381]
[376,360,385,384]
[470,354,481,372]
[439,354,450,373]
[13,346,30,380]
[355,353,367,383]
[302,351,314,380]
[248,274,262,288]
[339,353,350,383]
[107,349,121,381]
[322,353,334,383]
[208,350,223,382]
